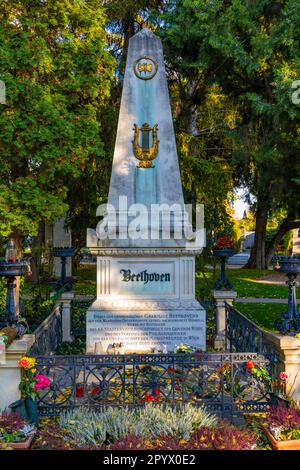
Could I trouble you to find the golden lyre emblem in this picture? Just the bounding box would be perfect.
[137,62,153,74]
[132,123,159,168]
[134,56,158,80]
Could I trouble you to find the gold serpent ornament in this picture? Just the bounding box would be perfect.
[132,122,159,168]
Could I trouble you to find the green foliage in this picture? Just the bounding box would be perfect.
[0,0,114,238]
[56,337,86,355]
[159,0,300,267]
[22,297,55,332]
[266,229,293,253]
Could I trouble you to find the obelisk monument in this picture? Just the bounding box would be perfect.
[86,29,206,353]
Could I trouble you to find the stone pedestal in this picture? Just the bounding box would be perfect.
[212,290,237,350]
[87,250,205,353]
[264,331,300,401]
[61,292,74,342]
[0,335,34,411]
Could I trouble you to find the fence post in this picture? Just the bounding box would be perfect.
[60,292,74,342]
[212,290,237,350]
[264,331,300,401]
[0,335,34,411]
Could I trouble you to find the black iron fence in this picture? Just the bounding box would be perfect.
[225,303,280,373]
[30,304,63,355]
[31,352,272,419]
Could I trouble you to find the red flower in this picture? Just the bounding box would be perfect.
[76,385,84,398]
[245,361,255,370]
[280,371,288,381]
[91,386,102,396]
[154,388,160,396]
[215,236,234,250]
[144,391,160,402]
[168,367,174,374]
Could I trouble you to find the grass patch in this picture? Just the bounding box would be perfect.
[196,268,300,300]
[234,302,300,331]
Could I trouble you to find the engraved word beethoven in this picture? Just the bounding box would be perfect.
[120,269,170,284]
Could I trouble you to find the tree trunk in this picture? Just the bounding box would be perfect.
[246,201,269,269]
[265,218,300,267]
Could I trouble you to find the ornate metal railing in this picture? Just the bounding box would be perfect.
[225,303,279,373]
[31,352,272,418]
[30,304,63,355]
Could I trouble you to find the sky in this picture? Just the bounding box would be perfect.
[233,187,250,220]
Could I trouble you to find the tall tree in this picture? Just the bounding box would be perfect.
[0,0,114,255]
[159,0,300,267]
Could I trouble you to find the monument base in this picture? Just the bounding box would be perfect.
[86,250,206,354]
[86,300,206,354]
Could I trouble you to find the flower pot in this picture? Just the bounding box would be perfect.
[9,397,39,426]
[9,399,28,421]
[24,397,39,426]
[213,248,235,258]
[1,433,35,450]
[263,427,300,450]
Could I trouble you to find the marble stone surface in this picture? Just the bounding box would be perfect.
[87,28,202,249]
[86,29,206,353]
[86,309,205,354]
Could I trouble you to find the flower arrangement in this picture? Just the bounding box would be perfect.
[214,235,234,250]
[174,343,195,354]
[18,356,50,399]
[264,403,300,447]
[0,326,17,346]
[0,412,35,448]
[245,360,271,382]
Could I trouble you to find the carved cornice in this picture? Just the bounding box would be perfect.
[88,299,205,311]
[88,247,203,257]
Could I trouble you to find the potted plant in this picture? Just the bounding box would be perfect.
[9,356,50,426]
[263,402,300,450]
[0,411,36,450]
[213,236,235,289]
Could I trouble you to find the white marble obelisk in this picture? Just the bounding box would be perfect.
[86,29,206,354]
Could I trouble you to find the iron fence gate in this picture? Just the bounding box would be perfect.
[225,302,280,378]
[31,352,272,419]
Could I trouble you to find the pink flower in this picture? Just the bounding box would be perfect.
[34,383,44,391]
[34,374,50,388]
[280,372,288,381]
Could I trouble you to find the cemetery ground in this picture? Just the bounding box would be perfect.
[19,263,299,335]
[2,264,300,451]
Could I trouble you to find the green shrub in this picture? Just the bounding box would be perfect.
[135,404,218,440]
[58,404,218,446]
[59,408,106,446]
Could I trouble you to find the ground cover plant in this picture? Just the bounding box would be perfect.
[266,403,300,441]
[0,412,34,446]
[30,405,258,450]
